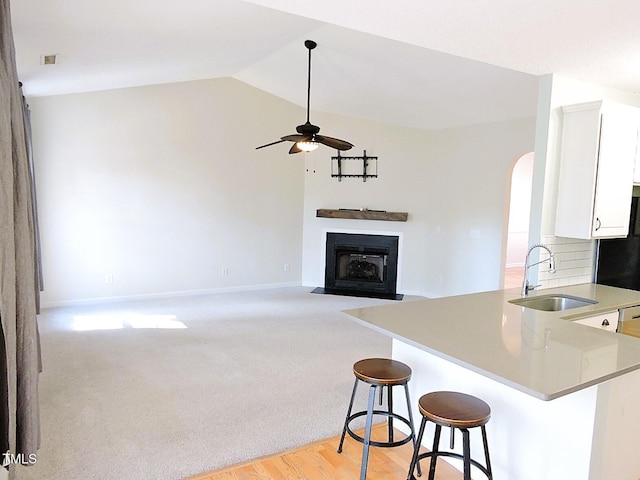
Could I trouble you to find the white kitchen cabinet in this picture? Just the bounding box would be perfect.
[573,312,619,383]
[555,101,639,239]
[573,311,619,333]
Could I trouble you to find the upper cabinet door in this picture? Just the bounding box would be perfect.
[555,101,639,240]
[592,105,639,237]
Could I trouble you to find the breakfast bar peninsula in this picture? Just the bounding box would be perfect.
[344,283,640,480]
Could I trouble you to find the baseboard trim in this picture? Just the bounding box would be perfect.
[39,282,302,309]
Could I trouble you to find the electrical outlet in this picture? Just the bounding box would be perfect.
[222,267,229,276]
[284,264,290,272]
[105,274,113,284]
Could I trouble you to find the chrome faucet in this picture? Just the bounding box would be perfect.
[521,244,556,296]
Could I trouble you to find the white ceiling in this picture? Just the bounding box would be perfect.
[10,0,640,130]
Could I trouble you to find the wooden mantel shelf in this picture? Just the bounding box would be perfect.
[316,209,408,222]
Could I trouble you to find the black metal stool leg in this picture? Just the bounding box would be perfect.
[428,424,441,480]
[481,425,493,479]
[387,385,394,443]
[359,384,377,480]
[337,378,359,453]
[403,383,421,477]
[462,428,471,480]
[406,416,427,480]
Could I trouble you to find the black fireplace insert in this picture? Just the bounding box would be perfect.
[316,232,402,300]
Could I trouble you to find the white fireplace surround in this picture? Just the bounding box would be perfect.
[321,228,404,293]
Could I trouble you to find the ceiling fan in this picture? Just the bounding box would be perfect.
[256,40,354,155]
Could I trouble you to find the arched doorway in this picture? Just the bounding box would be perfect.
[504,152,534,289]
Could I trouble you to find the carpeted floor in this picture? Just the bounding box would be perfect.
[17,287,406,480]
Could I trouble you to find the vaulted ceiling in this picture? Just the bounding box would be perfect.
[11,0,640,130]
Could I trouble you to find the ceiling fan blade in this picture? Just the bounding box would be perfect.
[281,134,310,142]
[256,139,287,150]
[256,133,311,150]
[289,143,303,154]
[315,135,354,151]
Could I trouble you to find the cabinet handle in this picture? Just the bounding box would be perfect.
[595,217,602,231]
[602,318,610,326]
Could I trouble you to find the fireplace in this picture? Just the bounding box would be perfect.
[315,232,402,300]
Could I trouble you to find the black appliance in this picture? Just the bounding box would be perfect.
[596,196,640,290]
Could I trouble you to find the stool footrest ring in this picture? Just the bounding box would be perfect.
[345,410,414,448]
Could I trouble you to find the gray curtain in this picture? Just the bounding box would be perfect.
[1,0,42,476]
[21,88,43,314]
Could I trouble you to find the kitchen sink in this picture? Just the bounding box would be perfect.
[509,294,598,312]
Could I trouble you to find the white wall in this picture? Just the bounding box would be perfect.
[30,77,536,304]
[301,113,536,297]
[30,78,305,306]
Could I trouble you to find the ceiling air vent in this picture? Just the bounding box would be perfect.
[41,54,57,65]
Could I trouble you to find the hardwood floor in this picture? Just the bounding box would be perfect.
[188,423,462,480]
[504,266,524,290]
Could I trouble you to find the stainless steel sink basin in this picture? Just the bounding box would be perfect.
[509,294,598,312]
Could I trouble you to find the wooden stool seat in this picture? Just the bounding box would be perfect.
[338,358,420,480]
[407,391,493,480]
[419,391,491,428]
[353,358,412,385]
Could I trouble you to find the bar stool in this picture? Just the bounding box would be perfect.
[337,358,421,480]
[407,391,493,480]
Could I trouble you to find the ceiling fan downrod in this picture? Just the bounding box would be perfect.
[304,40,316,125]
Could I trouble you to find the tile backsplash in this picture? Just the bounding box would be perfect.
[536,236,595,289]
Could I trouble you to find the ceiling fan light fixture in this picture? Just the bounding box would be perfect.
[297,141,319,152]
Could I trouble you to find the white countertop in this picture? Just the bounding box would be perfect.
[344,283,640,400]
